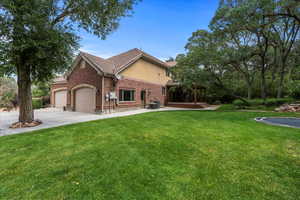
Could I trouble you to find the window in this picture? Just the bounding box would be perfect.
[162,87,166,96]
[119,89,135,102]
[166,69,171,77]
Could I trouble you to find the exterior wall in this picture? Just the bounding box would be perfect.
[120,59,171,85]
[116,78,166,108]
[66,60,103,112]
[50,58,169,113]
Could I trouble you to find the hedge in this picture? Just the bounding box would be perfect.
[233,98,294,107]
[32,98,43,109]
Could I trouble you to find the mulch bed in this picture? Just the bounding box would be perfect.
[10,120,42,129]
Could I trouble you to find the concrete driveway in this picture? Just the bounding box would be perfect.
[0,107,218,137]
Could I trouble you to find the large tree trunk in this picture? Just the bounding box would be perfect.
[17,65,34,123]
[277,66,285,98]
[193,88,197,104]
[261,71,267,100]
[246,79,252,100]
[261,61,267,100]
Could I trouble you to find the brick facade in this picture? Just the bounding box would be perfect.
[51,58,167,113]
[50,82,68,107]
[115,78,166,108]
[66,62,103,111]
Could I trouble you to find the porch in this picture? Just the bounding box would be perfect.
[166,82,208,108]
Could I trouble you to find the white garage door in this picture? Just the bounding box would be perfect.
[55,90,67,108]
[75,87,95,113]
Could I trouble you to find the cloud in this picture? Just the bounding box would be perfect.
[79,48,115,59]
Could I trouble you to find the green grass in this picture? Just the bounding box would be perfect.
[0,111,300,200]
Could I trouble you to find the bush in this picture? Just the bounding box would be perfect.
[41,96,50,106]
[233,98,294,108]
[32,98,43,109]
[217,104,236,111]
[232,99,245,107]
[288,81,300,99]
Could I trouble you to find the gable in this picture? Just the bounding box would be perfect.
[66,54,103,79]
[68,58,100,81]
[119,58,171,85]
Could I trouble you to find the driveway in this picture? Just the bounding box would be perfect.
[0,106,218,137]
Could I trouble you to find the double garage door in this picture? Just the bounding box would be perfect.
[54,87,95,113]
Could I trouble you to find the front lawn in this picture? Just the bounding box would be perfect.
[0,111,299,199]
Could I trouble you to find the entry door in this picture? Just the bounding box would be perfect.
[141,90,146,108]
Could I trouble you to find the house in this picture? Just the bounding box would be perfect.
[51,48,174,113]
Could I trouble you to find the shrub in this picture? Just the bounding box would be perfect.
[41,96,50,106]
[288,81,300,99]
[232,99,245,107]
[32,98,43,109]
[217,104,236,111]
[233,98,294,108]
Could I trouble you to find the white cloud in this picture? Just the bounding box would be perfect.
[79,48,115,59]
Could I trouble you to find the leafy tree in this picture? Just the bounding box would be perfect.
[0,0,139,123]
[271,17,300,97]
[32,82,51,98]
[212,0,279,100]
[265,0,300,24]
[174,30,249,104]
[0,77,17,108]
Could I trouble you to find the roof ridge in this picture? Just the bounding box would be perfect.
[80,51,105,60]
[107,48,141,60]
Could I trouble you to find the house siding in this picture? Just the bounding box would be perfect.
[51,57,168,113]
[120,59,171,85]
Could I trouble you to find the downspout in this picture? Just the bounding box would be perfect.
[101,76,104,113]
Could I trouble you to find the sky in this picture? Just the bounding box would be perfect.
[78,0,220,61]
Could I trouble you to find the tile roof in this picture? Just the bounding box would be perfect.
[166,61,177,67]
[79,48,170,75]
[81,52,115,74]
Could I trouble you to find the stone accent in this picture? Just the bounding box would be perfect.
[275,104,300,112]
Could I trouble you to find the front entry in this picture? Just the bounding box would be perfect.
[141,90,146,108]
[75,87,96,113]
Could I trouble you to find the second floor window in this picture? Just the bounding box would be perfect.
[119,89,135,102]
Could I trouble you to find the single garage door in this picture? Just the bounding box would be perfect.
[75,87,95,113]
[54,90,67,108]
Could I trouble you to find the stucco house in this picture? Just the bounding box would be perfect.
[51,48,175,113]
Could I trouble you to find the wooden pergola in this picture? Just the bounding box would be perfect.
[166,81,207,104]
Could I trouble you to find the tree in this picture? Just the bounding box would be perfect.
[271,16,300,97]
[174,30,250,104]
[265,0,300,24]
[0,0,139,123]
[212,0,276,100]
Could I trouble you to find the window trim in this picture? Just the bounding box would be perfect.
[119,89,136,102]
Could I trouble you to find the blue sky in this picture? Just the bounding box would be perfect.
[78,0,220,60]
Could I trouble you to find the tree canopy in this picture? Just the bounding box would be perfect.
[173,0,300,103]
[0,0,140,123]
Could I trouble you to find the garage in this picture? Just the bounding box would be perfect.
[75,87,96,113]
[54,90,67,108]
